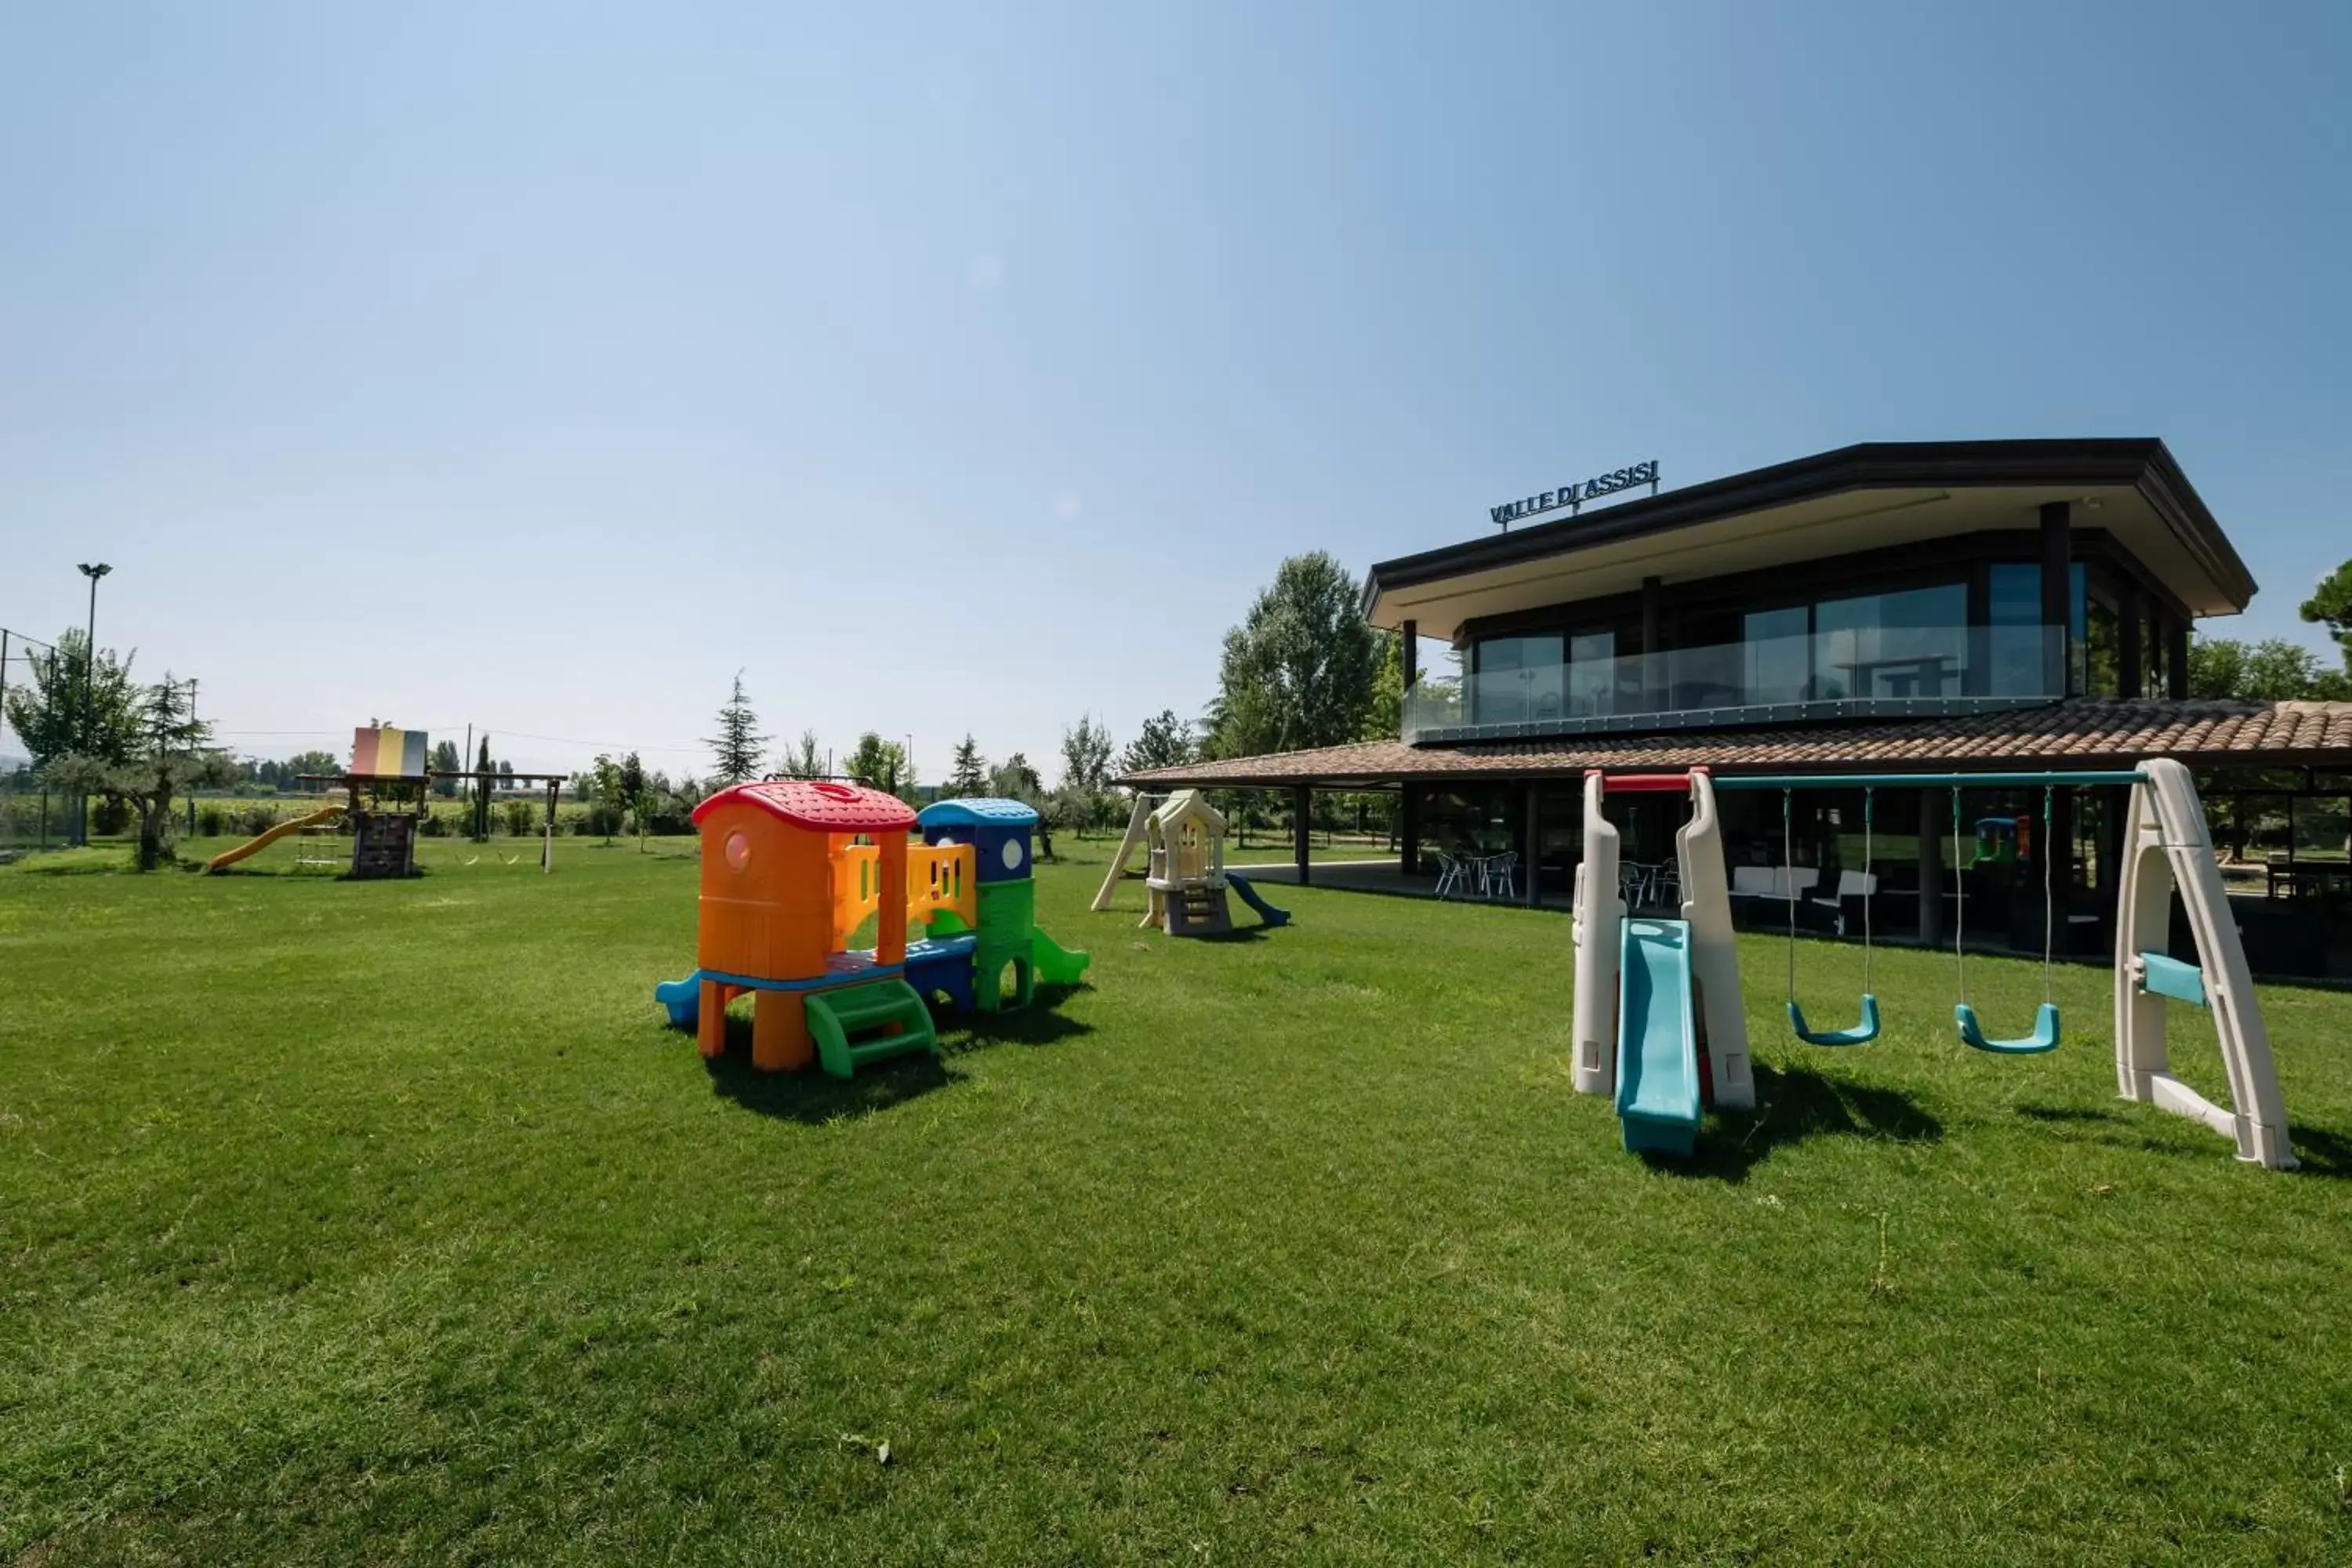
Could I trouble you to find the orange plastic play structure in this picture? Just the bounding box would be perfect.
[685,780,971,1073]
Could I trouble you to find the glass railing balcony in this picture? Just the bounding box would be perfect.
[1402,626,2065,743]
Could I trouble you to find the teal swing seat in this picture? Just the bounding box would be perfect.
[1789,994,1881,1047]
[1948,786,2064,1058]
[1780,788,1882,1049]
[1954,1000,2060,1055]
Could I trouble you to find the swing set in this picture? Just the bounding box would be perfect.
[1570,760,2296,1168]
[1775,781,2063,1054]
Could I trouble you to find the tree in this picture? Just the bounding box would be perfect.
[845,731,911,797]
[776,730,826,779]
[1059,713,1113,791]
[429,739,461,796]
[946,734,989,796]
[472,737,494,840]
[706,670,769,785]
[45,674,238,870]
[1364,629,1403,741]
[1118,710,1194,777]
[618,751,648,849]
[1,629,140,771]
[282,750,339,790]
[2303,557,2352,673]
[1207,552,1379,759]
[989,753,1042,802]
[2187,636,2352,702]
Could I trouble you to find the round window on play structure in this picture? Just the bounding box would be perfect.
[1001,837,1024,872]
[724,830,752,873]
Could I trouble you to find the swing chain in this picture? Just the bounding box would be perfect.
[1951,786,1966,1002]
[2042,785,2056,1006]
[1861,787,1875,996]
[1782,789,1797,1004]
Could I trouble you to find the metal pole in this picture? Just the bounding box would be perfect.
[187,677,199,833]
[74,564,111,844]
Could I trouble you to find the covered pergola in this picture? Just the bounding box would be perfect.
[1120,698,2352,973]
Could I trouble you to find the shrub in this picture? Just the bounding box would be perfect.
[581,803,626,839]
[238,804,281,837]
[501,799,539,837]
[92,796,132,836]
[198,804,228,837]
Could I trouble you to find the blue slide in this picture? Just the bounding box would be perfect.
[1615,918,1703,1156]
[1224,872,1292,927]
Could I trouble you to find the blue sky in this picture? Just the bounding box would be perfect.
[4,2,2347,780]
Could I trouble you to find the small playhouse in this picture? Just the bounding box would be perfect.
[1143,789,1234,935]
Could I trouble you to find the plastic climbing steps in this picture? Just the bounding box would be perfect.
[804,979,938,1080]
[1165,884,1234,937]
[1616,918,1704,1156]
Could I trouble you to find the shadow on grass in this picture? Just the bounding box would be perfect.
[2285,1123,2352,1178]
[691,984,1097,1123]
[1657,1062,1943,1182]
[700,1013,958,1126]
[2011,1103,2352,1178]
[940,985,1097,1056]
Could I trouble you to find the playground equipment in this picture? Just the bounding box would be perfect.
[1094,789,1290,935]
[1571,770,1754,1155]
[205,804,347,872]
[1780,787,1879,1047]
[1571,761,2294,1169]
[654,787,1089,1080]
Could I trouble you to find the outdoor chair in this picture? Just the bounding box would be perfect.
[1482,851,1519,902]
[1433,849,1468,900]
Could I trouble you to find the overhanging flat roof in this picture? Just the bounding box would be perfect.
[1367,439,2258,641]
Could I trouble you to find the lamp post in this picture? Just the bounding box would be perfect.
[74,563,111,844]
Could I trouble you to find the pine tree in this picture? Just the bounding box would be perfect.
[472,736,494,840]
[946,733,989,796]
[707,670,769,785]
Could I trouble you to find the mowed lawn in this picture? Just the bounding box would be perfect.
[4,837,2351,1564]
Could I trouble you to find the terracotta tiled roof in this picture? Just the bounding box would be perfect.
[1117,700,2352,788]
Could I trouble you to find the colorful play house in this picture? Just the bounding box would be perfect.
[655,785,1090,1078]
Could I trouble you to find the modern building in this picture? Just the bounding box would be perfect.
[1121,440,2352,978]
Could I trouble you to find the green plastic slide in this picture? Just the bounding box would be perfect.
[1615,918,1703,1156]
[1030,927,1091,987]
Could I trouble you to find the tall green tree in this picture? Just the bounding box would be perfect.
[45,675,238,870]
[1,629,140,769]
[989,753,1042,802]
[776,730,826,779]
[1118,710,1195,776]
[946,733,989,795]
[845,731,911,797]
[472,737,494,840]
[590,753,626,844]
[1059,713,1113,791]
[429,739,461,796]
[1207,552,1379,758]
[2302,557,2352,673]
[2187,636,2352,702]
[618,751,648,849]
[706,670,769,785]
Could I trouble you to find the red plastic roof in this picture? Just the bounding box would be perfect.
[692,779,916,833]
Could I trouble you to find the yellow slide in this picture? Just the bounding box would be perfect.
[205,805,346,873]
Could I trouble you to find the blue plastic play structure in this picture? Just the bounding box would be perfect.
[1225,872,1292,928]
[1614,917,1703,1156]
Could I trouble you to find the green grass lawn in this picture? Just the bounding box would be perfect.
[5,837,2351,1564]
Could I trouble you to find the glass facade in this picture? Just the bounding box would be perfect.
[1473,636,1563,724]
[1423,554,2162,741]
[1813,584,1969,699]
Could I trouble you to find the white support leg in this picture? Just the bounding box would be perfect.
[1093,793,1159,913]
[1570,771,1623,1098]
[2113,758,2295,1169]
[1678,771,1754,1110]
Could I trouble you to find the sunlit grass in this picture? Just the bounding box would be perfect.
[3,838,2350,1563]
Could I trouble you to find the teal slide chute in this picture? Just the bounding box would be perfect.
[1616,918,1703,1156]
